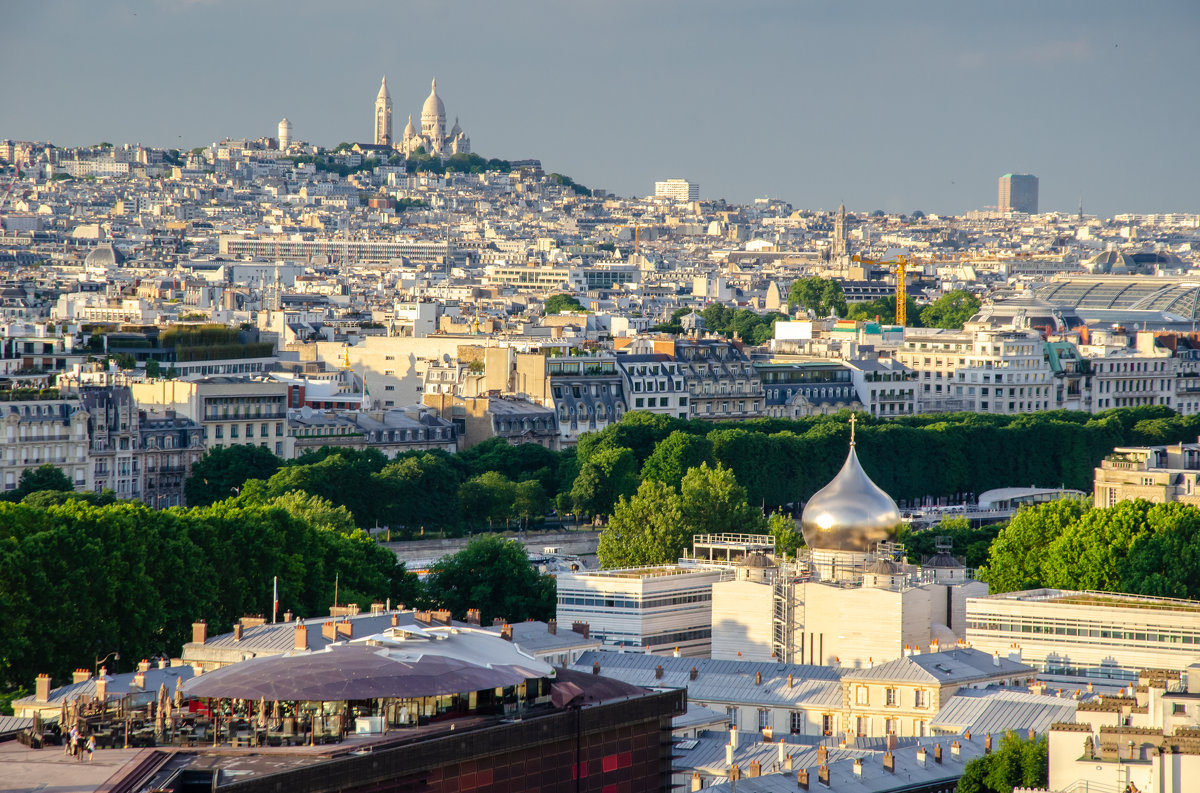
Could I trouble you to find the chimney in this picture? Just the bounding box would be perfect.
[853,758,863,776]
[138,659,151,673]
[993,651,1000,667]
[748,760,761,778]
[883,752,895,773]
[691,771,702,792]
[796,769,809,790]
[35,674,51,703]
[592,661,600,675]
[192,620,207,644]
[492,617,504,627]
[336,619,352,639]
[1028,728,1036,741]
[777,741,787,765]
[501,623,513,641]
[934,743,943,763]
[391,613,399,627]
[763,726,773,743]
[886,733,897,751]
[371,602,386,615]
[283,610,294,622]
[1008,645,1022,663]
[322,621,338,642]
[729,764,740,782]
[916,746,927,766]
[730,725,739,749]
[655,665,663,679]
[233,623,243,641]
[951,740,961,757]
[673,647,681,658]
[417,610,432,626]
[787,674,793,688]
[784,751,793,771]
[726,743,734,766]
[133,671,146,690]
[572,621,590,638]
[294,623,308,650]
[816,746,827,765]
[433,609,451,625]
[73,669,91,684]
[157,658,168,669]
[96,677,107,702]
[755,671,762,686]
[818,765,829,786]
[547,618,556,635]
[985,734,993,754]
[192,664,203,677]
[466,608,482,625]
[690,666,699,681]
[964,729,972,741]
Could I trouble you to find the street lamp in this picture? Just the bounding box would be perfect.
[95,650,120,677]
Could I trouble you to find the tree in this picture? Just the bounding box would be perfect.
[570,446,638,517]
[767,512,804,558]
[957,731,1048,793]
[977,498,1089,593]
[145,359,162,378]
[679,463,767,538]
[597,480,688,568]
[544,293,584,314]
[184,445,282,507]
[458,471,517,529]
[422,535,556,625]
[920,290,981,330]
[640,431,714,489]
[788,277,846,317]
[374,454,461,531]
[11,465,73,500]
[846,294,922,327]
[512,480,548,526]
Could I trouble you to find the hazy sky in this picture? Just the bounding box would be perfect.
[3,0,1197,216]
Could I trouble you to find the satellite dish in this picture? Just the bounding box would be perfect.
[300,406,314,419]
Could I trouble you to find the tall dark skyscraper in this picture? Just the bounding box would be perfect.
[998,173,1038,214]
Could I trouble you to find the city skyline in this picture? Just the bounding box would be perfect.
[3,0,1198,216]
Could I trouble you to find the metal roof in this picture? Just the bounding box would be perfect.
[930,687,1080,736]
[570,652,842,709]
[841,648,1031,685]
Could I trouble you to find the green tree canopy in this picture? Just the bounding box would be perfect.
[680,462,767,538]
[544,293,584,314]
[920,290,982,329]
[958,731,1048,793]
[641,431,715,489]
[421,535,555,625]
[570,446,639,517]
[185,445,281,507]
[846,294,922,327]
[458,471,517,528]
[788,277,847,317]
[8,464,73,501]
[597,480,688,568]
[977,498,1090,592]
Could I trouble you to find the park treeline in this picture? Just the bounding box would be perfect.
[0,493,416,692]
[185,405,1200,533]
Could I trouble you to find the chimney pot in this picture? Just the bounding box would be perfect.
[133,672,146,690]
[547,618,556,634]
[787,673,793,688]
[883,752,895,772]
[796,768,809,789]
[655,664,663,679]
[985,733,993,754]
[35,674,51,703]
[690,666,698,681]
[853,758,863,776]
[336,619,352,639]
[138,659,151,673]
[934,743,943,763]
[748,759,760,778]
[391,613,399,627]
[283,610,293,622]
[572,620,590,638]
[951,740,961,756]
[762,726,773,743]
[294,622,309,650]
[501,623,513,641]
[730,724,739,749]
[73,669,91,684]
[784,752,793,771]
[818,764,829,785]
[96,677,107,702]
[755,671,762,685]
[157,658,168,669]
[192,620,207,644]
[592,661,600,675]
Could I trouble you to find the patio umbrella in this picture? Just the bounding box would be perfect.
[60,699,67,727]
[258,697,267,729]
[174,676,184,708]
[159,683,169,713]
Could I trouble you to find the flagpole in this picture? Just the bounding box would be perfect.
[272,576,278,624]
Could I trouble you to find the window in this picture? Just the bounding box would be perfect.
[914,689,928,709]
[726,706,738,727]
[758,709,770,729]
[216,425,224,439]
[246,423,254,438]
[886,688,897,707]
[821,714,833,736]
[790,712,805,735]
[855,686,868,705]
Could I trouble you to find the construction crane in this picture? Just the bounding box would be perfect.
[850,253,912,326]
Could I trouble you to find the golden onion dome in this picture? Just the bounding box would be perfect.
[800,444,901,552]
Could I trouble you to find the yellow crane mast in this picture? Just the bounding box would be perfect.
[850,254,911,326]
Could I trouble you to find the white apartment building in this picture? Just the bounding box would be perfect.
[965,589,1200,682]
[654,179,699,202]
[555,566,728,656]
[131,377,291,456]
[896,328,1053,414]
[1,394,90,492]
[615,354,690,419]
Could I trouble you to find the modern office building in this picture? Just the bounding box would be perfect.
[654,178,699,201]
[965,589,1200,681]
[998,173,1038,214]
[555,566,729,656]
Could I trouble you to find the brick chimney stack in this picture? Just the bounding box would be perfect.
[571,621,590,638]
[501,623,513,641]
[96,677,107,703]
[466,609,481,626]
[796,769,809,790]
[192,620,207,644]
[294,623,308,650]
[35,674,51,703]
[592,661,600,675]
[690,667,698,681]
[73,669,91,684]
[547,618,557,635]
[655,665,663,679]
[138,659,151,673]
[934,743,943,763]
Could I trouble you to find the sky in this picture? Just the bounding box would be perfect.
[3,0,1198,217]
